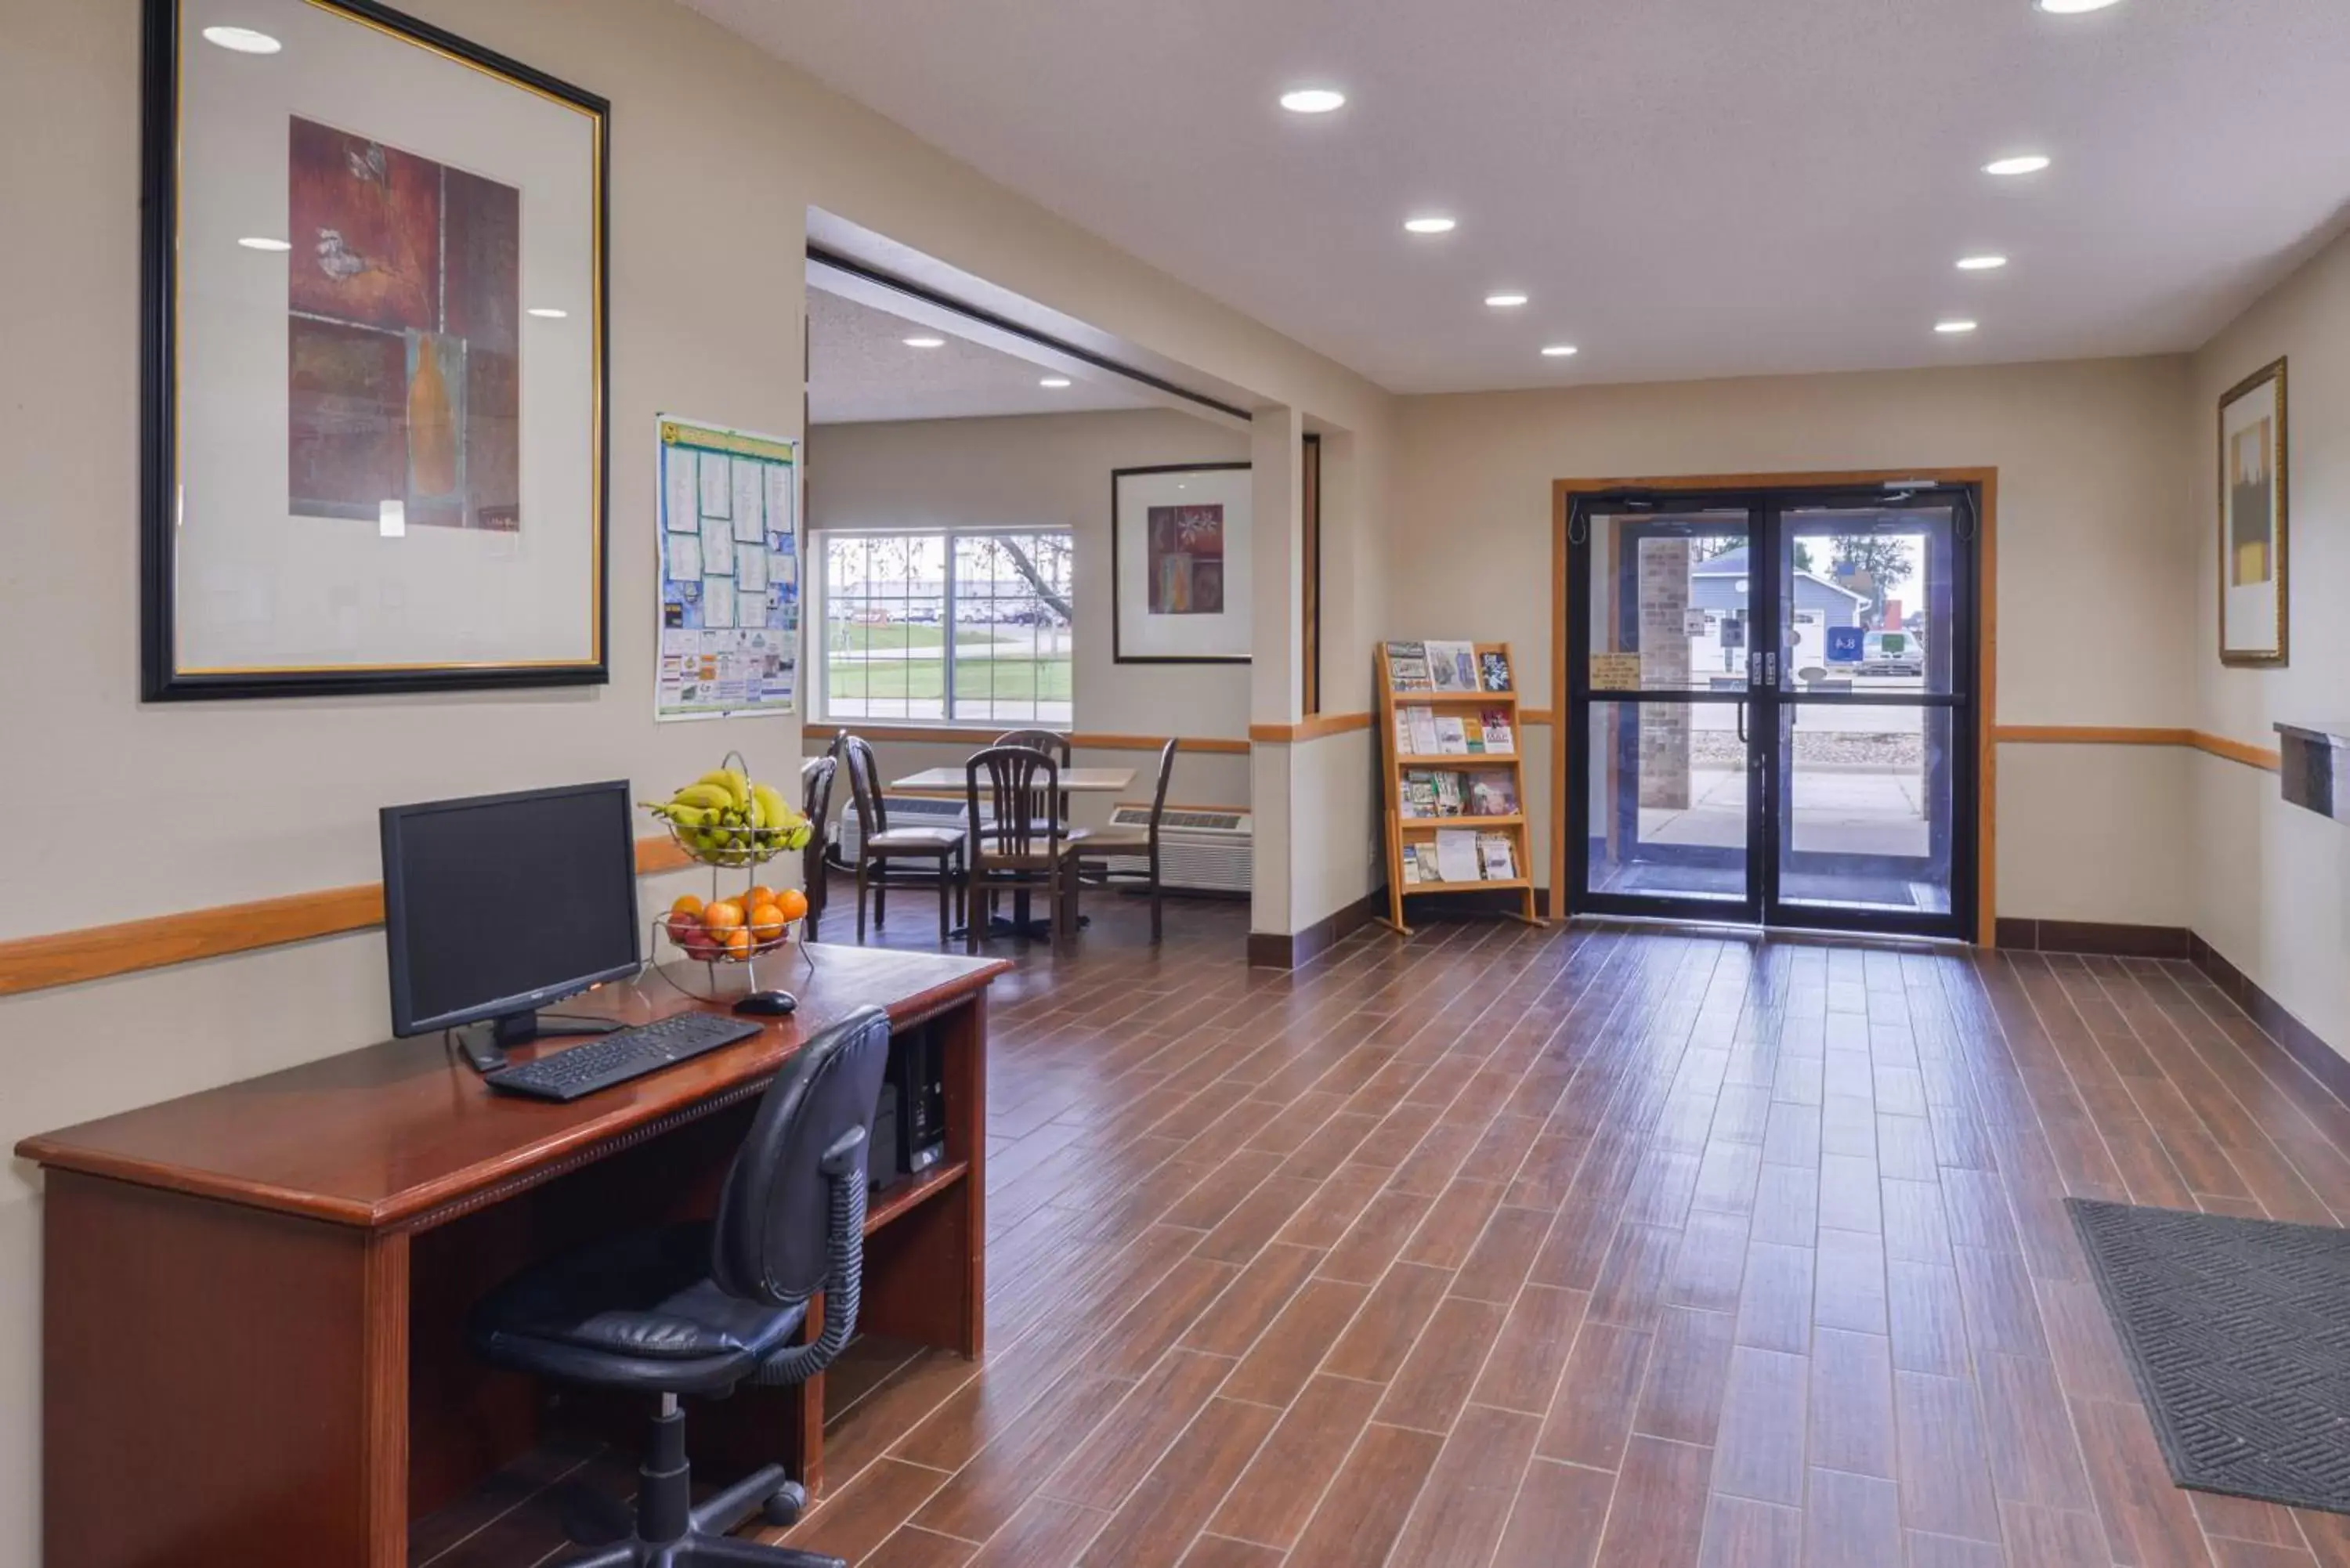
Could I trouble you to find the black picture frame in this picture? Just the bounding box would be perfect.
[139,0,612,700]
[1110,461,1253,665]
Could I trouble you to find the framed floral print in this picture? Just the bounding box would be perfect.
[2218,358,2288,667]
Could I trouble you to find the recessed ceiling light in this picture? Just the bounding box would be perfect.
[1541,344,1578,358]
[2036,0,2122,13]
[1403,215,1457,235]
[1936,320,1979,334]
[1955,255,2008,271]
[1484,292,1529,309]
[1279,88,1346,114]
[903,336,945,349]
[526,306,569,319]
[201,25,280,53]
[237,236,291,251]
[1983,154,2051,176]
[1039,376,1072,388]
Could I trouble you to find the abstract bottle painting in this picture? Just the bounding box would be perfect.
[1146,504,1226,615]
[287,117,520,531]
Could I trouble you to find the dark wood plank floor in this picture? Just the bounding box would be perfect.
[421,887,2350,1568]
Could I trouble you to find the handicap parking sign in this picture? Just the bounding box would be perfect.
[1827,626,1865,663]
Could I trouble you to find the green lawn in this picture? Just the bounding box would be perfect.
[825,656,1072,703]
[824,623,1003,652]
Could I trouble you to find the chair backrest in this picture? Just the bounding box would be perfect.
[840,733,887,838]
[1144,738,1179,845]
[800,753,839,894]
[710,1004,891,1306]
[967,745,1062,861]
[993,728,1073,770]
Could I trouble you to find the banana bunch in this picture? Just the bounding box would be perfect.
[642,764,814,862]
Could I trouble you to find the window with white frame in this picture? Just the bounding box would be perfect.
[818,529,1073,726]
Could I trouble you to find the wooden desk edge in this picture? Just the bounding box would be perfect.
[16,956,1012,1230]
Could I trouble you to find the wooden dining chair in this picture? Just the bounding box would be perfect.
[964,746,1083,956]
[994,728,1073,826]
[797,749,839,940]
[1079,738,1178,943]
[840,733,963,945]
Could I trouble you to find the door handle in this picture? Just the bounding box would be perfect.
[1736,699,1748,745]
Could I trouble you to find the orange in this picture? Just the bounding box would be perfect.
[773,887,809,923]
[721,927,754,959]
[703,899,745,934]
[670,894,703,918]
[748,902,786,942]
[743,884,779,912]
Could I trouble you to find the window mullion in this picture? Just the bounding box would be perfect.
[942,529,959,724]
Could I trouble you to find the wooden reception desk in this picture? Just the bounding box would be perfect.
[17,943,1009,1568]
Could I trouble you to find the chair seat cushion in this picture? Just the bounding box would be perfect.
[469,1223,806,1395]
[1076,828,1149,851]
[867,826,963,851]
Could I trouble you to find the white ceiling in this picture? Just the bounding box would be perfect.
[695,0,2350,393]
[807,286,1159,423]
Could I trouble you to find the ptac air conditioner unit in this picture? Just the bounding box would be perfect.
[1097,805,1252,895]
[836,794,992,862]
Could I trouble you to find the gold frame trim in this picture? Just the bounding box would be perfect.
[2216,356,2288,668]
[165,0,608,681]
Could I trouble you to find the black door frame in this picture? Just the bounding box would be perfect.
[1563,482,1982,941]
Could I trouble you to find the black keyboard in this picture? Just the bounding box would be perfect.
[488,1014,765,1103]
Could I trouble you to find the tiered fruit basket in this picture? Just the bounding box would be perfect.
[641,750,815,999]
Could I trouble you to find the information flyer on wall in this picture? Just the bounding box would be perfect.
[654,417,801,721]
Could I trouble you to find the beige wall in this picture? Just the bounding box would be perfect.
[0,0,1393,1555]
[1388,356,2200,926]
[807,409,1253,741]
[2187,224,2350,1053]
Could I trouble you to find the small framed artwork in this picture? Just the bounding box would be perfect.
[1112,462,1253,663]
[140,0,610,699]
[2218,357,2288,667]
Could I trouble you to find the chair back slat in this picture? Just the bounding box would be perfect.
[993,728,1072,769]
[967,745,1061,863]
[841,734,887,837]
[801,753,840,899]
[1146,739,1179,847]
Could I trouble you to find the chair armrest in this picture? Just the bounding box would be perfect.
[748,1140,869,1389]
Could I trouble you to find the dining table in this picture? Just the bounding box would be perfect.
[887,766,1137,793]
[886,764,1137,939]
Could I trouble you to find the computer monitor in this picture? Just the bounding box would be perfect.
[381,781,642,1046]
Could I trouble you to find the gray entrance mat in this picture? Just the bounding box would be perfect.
[2070,1198,2350,1513]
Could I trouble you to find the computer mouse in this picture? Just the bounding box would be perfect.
[732,990,799,1017]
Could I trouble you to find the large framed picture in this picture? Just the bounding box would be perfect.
[2218,358,2288,667]
[140,0,610,699]
[1111,462,1252,663]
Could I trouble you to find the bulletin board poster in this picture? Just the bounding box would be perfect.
[655,417,801,721]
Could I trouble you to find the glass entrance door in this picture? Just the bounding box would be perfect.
[1567,486,1979,939]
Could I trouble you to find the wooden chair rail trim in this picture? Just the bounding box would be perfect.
[1249,711,1373,743]
[803,722,1248,756]
[1993,724,2281,771]
[0,836,699,1000]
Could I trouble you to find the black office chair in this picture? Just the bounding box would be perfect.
[467,1006,893,1566]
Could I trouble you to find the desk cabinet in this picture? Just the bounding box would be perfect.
[20,945,1005,1568]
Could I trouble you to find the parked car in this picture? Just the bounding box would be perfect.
[1860,630,1924,677]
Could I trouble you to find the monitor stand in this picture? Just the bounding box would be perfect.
[454,1009,627,1077]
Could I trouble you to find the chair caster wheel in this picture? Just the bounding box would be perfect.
[763,1480,807,1526]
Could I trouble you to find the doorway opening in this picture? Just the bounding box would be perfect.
[1562,481,1984,941]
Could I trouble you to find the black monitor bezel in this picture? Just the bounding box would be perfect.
[379,780,643,1038]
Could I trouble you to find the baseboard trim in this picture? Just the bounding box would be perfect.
[1995,917,2349,1107]
[2187,934,2350,1108]
[1248,887,1386,970]
[1994,918,2192,959]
